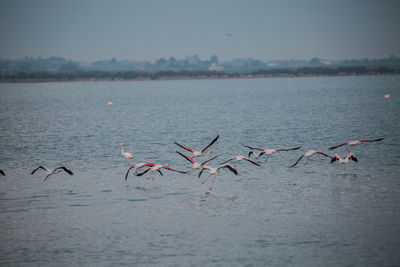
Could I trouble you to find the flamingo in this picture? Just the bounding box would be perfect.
[0,168,4,176]
[31,166,74,181]
[135,164,187,180]
[220,155,260,166]
[125,162,157,181]
[290,150,331,167]
[176,151,219,174]
[121,142,134,163]
[243,144,302,162]
[175,135,219,158]
[331,152,358,164]
[198,163,238,190]
[329,138,384,152]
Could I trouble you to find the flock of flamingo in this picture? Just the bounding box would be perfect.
[120,135,383,190]
[0,135,384,191]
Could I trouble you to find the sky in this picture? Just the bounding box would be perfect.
[0,0,400,62]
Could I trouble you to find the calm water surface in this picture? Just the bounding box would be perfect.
[0,76,399,266]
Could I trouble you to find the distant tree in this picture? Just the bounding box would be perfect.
[59,62,80,72]
[209,55,219,64]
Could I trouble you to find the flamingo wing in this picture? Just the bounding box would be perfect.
[198,168,206,178]
[174,141,195,153]
[125,164,139,181]
[360,138,384,143]
[316,151,331,157]
[176,151,196,164]
[0,169,4,176]
[243,157,261,166]
[277,146,302,152]
[31,166,48,175]
[201,134,220,153]
[349,153,358,162]
[329,142,348,150]
[55,166,74,175]
[220,163,238,175]
[330,154,340,163]
[242,144,265,151]
[220,157,234,165]
[200,155,219,167]
[135,168,151,176]
[162,166,187,173]
[290,154,305,167]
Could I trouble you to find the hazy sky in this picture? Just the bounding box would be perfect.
[1,0,399,62]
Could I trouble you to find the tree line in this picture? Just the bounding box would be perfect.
[0,66,397,82]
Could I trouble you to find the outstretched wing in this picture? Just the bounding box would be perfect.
[277,146,302,152]
[176,151,196,164]
[242,144,265,151]
[220,157,234,165]
[329,142,348,150]
[201,134,219,153]
[220,163,238,175]
[243,157,261,166]
[290,154,305,167]
[330,155,339,163]
[360,138,384,143]
[162,166,187,174]
[316,151,331,157]
[55,166,74,175]
[198,168,206,178]
[0,169,5,176]
[174,141,195,153]
[125,165,136,181]
[348,153,358,162]
[31,166,47,175]
[135,168,151,176]
[200,155,219,167]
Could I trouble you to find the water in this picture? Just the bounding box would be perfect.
[0,76,399,266]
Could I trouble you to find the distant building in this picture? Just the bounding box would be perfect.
[209,63,224,71]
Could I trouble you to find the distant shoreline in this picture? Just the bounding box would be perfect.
[1,68,399,83]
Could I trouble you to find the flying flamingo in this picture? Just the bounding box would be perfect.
[329,138,384,152]
[198,163,238,190]
[290,150,331,167]
[125,162,158,181]
[121,142,134,163]
[175,135,219,158]
[135,164,187,180]
[331,152,358,164]
[0,168,4,176]
[31,166,74,181]
[176,151,219,174]
[220,155,261,166]
[243,144,302,162]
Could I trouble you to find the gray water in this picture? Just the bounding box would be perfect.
[0,76,399,266]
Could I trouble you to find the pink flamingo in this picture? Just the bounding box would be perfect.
[198,163,238,190]
[31,166,73,181]
[290,150,331,167]
[329,138,383,152]
[121,142,134,163]
[176,151,218,174]
[135,163,187,180]
[175,135,219,158]
[243,144,302,162]
[125,163,157,181]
